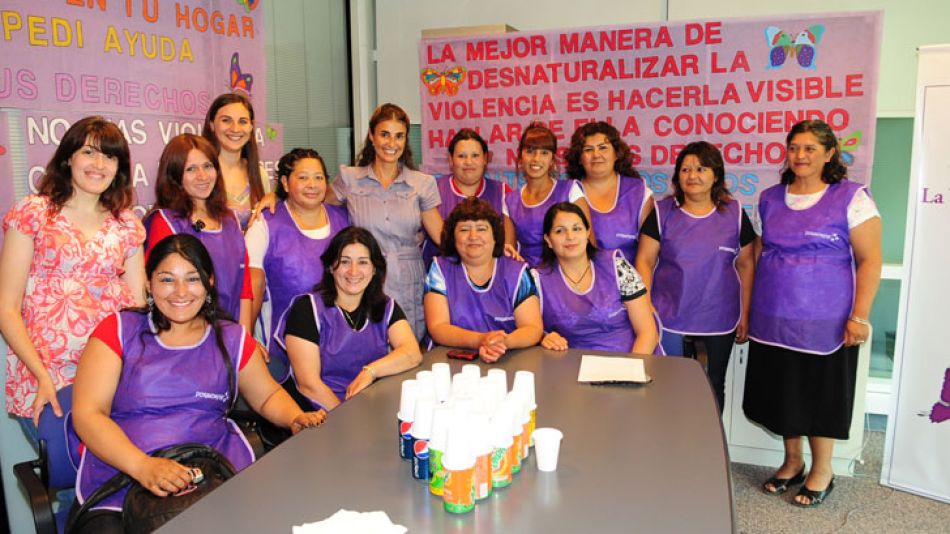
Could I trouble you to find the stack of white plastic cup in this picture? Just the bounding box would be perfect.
[513,371,537,447]
[462,363,482,381]
[489,404,515,488]
[416,370,435,399]
[442,413,476,513]
[451,372,477,400]
[469,412,494,500]
[487,369,508,407]
[477,376,498,414]
[428,403,454,495]
[508,389,532,459]
[410,395,436,480]
[432,363,452,403]
[397,379,419,460]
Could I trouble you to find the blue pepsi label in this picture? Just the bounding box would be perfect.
[398,419,414,460]
[412,438,430,480]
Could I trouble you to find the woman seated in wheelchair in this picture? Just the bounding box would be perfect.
[70,234,326,531]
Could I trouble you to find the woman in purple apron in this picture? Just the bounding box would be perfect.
[245,149,350,383]
[534,203,657,354]
[275,227,421,411]
[635,142,756,414]
[506,121,591,267]
[423,129,515,267]
[744,120,881,507]
[144,134,253,330]
[565,121,654,262]
[71,235,325,531]
[425,197,542,363]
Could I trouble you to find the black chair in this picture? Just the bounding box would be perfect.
[14,387,267,534]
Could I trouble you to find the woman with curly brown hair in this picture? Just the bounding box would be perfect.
[565,121,653,262]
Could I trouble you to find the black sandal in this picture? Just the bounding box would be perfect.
[794,478,834,507]
[762,466,806,495]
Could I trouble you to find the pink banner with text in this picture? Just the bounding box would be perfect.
[0,0,282,217]
[418,12,882,210]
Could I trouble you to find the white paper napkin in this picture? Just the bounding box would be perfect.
[292,509,407,534]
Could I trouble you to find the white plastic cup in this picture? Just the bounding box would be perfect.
[416,370,436,398]
[462,364,482,381]
[411,396,436,440]
[532,428,564,472]
[432,363,452,403]
[513,371,536,406]
[451,373,477,399]
[487,369,507,390]
[429,404,454,452]
[398,380,419,422]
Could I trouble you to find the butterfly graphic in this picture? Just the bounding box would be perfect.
[420,66,466,96]
[266,126,278,140]
[838,131,862,166]
[235,0,260,13]
[230,52,253,95]
[765,24,824,70]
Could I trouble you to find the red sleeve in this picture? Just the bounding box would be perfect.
[144,212,176,264]
[90,313,123,358]
[240,249,253,300]
[238,330,257,370]
[504,183,512,194]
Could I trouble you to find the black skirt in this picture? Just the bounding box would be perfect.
[742,340,859,439]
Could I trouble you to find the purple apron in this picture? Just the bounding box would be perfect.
[436,255,528,333]
[582,175,648,262]
[76,311,254,510]
[652,197,742,335]
[264,201,350,381]
[749,181,864,354]
[506,179,574,267]
[535,249,635,352]
[276,293,393,408]
[145,209,246,322]
[423,176,505,267]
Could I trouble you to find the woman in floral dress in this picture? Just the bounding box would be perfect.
[0,116,146,437]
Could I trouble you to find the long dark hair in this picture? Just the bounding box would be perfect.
[440,197,505,261]
[672,141,732,210]
[38,116,135,217]
[539,202,597,269]
[314,227,389,323]
[565,121,639,180]
[143,235,235,400]
[356,103,415,169]
[153,134,230,221]
[202,92,265,205]
[275,148,327,200]
[780,119,847,185]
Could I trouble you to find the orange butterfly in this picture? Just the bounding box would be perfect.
[420,66,466,96]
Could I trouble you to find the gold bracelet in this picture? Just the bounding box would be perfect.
[362,365,377,381]
[849,316,871,326]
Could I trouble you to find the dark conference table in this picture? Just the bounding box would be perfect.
[162,347,735,533]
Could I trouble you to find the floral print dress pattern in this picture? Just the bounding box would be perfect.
[3,195,145,417]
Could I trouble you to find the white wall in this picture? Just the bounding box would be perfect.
[373,0,950,120]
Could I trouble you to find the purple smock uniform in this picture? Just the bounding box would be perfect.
[652,197,742,335]
[534,249,635,352]
[275,294,394,408]
[435,255,529,333]
[581,175,649,262]
[749,181,865,355]
[75,312,254,511]
[506,179,575,267]
[264,201,350,381]
[144,209,246,322]
[423,176,505,267]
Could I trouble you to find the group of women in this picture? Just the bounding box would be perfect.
[0,92,880,518]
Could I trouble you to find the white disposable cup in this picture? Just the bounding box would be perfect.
[429,404,453,452]
[432,363,452,403]
[532,428,563,472]
[410,396,436,440]
[487,369,507,390]
[462,364,482,381]
[398,380,419,422]
[416,370,435,399]
[513,371,536,406]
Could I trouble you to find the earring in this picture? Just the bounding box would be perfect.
[205,295,212,305]
[146,295,154,311]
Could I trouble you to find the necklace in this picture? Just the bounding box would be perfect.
[339,306,361,330]
[562,261,592,286]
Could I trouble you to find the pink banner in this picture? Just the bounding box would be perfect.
[0,0,281,219]
[418,12,882,210]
